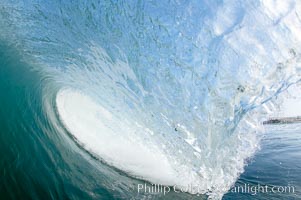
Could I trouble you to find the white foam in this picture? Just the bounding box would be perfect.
[56,89,177,185]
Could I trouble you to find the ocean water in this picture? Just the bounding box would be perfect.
[0,0,301,199]
[224,123,301,200]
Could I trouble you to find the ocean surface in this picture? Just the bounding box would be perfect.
[224,123,301,200]
[1,0,301,199]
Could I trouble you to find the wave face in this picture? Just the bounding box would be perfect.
[1,0,301,199]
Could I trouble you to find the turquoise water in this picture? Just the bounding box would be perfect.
[1,0,301,199]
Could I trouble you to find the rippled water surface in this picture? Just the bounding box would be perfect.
[224,123,301,199]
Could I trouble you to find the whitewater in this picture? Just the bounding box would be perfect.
[0,0,301,199]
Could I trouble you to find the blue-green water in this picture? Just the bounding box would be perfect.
[1,0,301,199]
[224,124,301,200]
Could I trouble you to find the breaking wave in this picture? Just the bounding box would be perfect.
[1,0,301,199]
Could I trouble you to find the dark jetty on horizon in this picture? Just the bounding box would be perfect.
[263,116,301,125]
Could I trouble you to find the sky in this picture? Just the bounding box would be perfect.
[280,84,301,117]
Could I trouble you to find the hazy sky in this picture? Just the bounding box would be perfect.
[280,84,301,117]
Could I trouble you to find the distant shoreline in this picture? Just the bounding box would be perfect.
[263,116,301,125]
